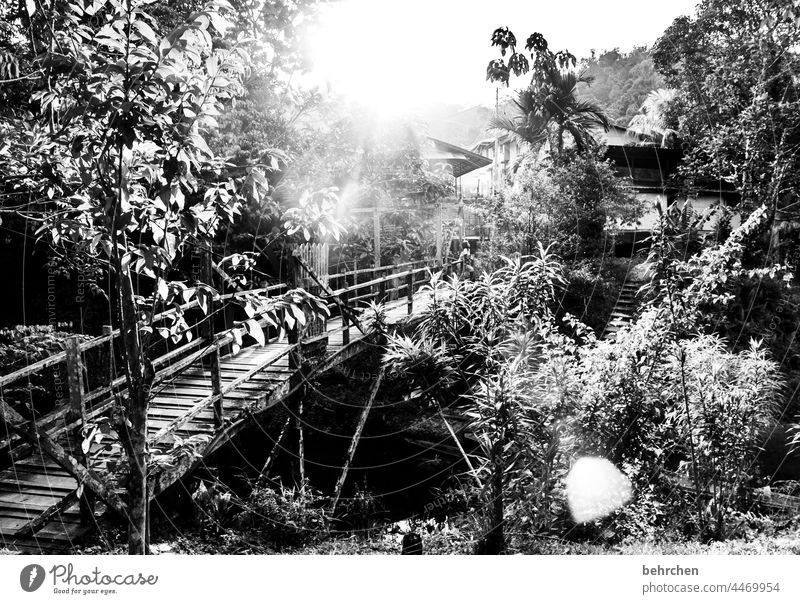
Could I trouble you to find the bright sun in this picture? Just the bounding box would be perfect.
[303,0,491,117]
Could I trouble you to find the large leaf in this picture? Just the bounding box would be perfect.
[245,319,265,346]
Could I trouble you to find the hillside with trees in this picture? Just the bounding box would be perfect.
[577,46,665,126]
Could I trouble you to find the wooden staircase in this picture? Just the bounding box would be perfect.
[601,280,643,340]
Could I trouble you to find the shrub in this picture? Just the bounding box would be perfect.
[384,252,567,551]
[666,336,783,535]
[233,484,329,550]
[534,305,784,540]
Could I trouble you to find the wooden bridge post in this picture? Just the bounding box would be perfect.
[209,344,223,427]
[291,242,329,348]
[65,337,86,420]
[341,290,350,345]
[285,247,306,491]
[377,267,387,304]
[435,202,443,267]
[202,247,223,427]
[373,205,381,268]
[101,325,114,389]
[406,272,414,315]
[286,247,301,369]
[65,336,94,522]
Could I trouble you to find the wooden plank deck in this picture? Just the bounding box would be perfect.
[0,293,427,554]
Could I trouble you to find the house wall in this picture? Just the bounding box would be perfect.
[460,164,492,198]
[620,192,667,232]
[464,136,521,197]
[602,126,633,146]
[618,193,739,235]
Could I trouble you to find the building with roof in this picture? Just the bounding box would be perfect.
[461,133,522,198]
[421,137,493,185]
[439,121,739,255]
[598,124,739,254]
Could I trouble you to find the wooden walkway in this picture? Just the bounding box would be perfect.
[0,275,436,553]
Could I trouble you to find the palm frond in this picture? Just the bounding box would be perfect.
[489,114,547,147]
[489,115,522,133]
[571,100,610,130]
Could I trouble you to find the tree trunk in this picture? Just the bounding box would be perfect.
[109,145,152,554]
[125,379,149,555]
[488,454,505,552]
[116,265,152,555]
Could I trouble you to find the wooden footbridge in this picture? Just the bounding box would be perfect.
[0,253,459,553]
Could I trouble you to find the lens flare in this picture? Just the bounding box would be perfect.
[565,457,632,523]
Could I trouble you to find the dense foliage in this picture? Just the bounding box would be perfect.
[0,0,799,558]
[0,0,335,553]
[491,150,641,260]
[652,0,800,264]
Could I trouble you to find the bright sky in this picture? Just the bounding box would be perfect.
[304,0,698,115]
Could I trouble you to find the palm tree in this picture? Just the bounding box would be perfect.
[489,89,550,149]
[628,88,679,148]
[490,68,610,156]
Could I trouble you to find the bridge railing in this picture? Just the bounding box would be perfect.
[0,282,287,458]
[117,258,460,450]
[326,259,463,344]
[326,259,429,287]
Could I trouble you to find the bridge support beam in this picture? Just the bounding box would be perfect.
[435,202,443,266]
[341,291,350,345]
[377,268,387,304]
[100,324,114,390]
[330,367,384,516]
[373,205,381,268]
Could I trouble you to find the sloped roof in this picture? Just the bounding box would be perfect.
[423,137,492,178]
